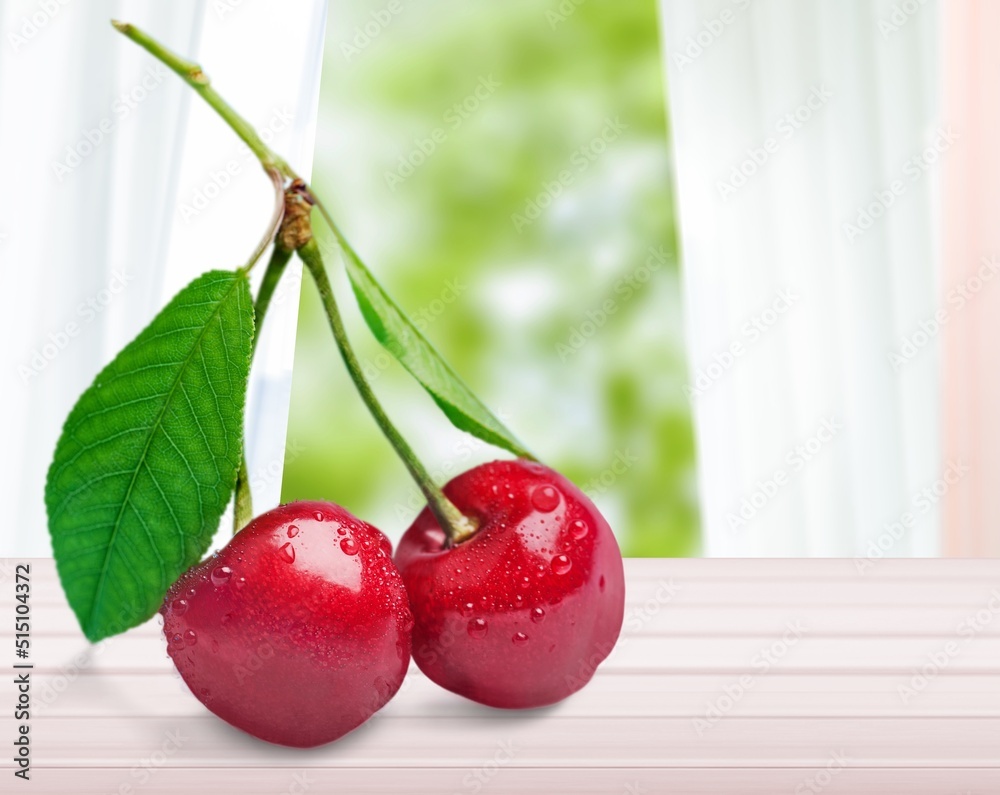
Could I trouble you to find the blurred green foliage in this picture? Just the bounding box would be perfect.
[280,0,700,556]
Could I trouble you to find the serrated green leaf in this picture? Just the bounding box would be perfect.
[45,270,254,641]
[343,255,533,460]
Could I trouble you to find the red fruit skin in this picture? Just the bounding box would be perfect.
[161,501,412,748]
[395,460,625,709]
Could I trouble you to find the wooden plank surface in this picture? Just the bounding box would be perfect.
[2,558,999,793]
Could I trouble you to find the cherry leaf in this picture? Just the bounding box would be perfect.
[45,270,254,641]
[342,252,533,460]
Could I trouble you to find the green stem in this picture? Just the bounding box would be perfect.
[297,239,477,544]
[233,458,253,533]
[233,243,294,533]
[309,197,366,283]
[252,245,294,356]
[111,20,295,180]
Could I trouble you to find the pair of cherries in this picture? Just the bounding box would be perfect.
[161,458,625,747]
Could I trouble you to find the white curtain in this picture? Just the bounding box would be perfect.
[659,0,944,556]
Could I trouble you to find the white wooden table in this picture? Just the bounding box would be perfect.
[3,558,999,793]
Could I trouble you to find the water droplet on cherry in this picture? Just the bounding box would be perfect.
[467,618,488,639]
[183,629,197,647]
[551,554,572,575]
[460,602,475,618]
[278,543,295,564]
[571,520,589,540]
[234,576,246,590]
[512,631,529,646]
[313,511,325,522]
[531,607,546,623]
[531,485,560,512]
[211,565,232,586]
[171,598,189,616]
[340,537,359,556]
[287,524,300,538]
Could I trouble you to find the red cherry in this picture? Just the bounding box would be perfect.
[395,460,625,708]
[162,501,412,747]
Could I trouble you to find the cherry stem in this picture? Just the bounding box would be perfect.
[112,21,293,180]
[112,19,478,545]
[233,243,293,533]
[252,246,293,359]
[297,239,477,545]
[231,168,288,533]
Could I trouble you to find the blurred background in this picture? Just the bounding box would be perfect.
[280,0,699,556]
